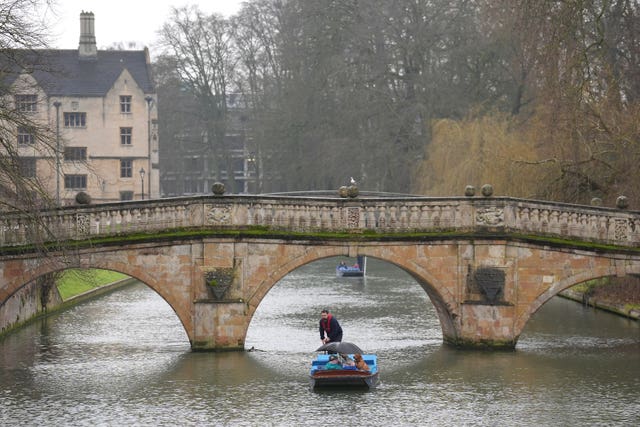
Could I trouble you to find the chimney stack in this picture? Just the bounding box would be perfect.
[78,11,97,60]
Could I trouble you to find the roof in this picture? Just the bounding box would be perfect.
[3,49,154,97]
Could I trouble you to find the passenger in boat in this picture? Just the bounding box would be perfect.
[338,261,348,270]
[325,355,342,370]
[319,309,343,344]
[353,353,370,372]
[341,354,355,367]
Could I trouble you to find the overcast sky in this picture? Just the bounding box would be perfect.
[45,0,243,50]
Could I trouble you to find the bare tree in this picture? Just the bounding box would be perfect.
[158,6,239,192]
[0,0,58,213]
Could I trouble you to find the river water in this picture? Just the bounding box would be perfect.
[1,258,639,426]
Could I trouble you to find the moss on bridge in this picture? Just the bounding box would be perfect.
[2,226,640,257]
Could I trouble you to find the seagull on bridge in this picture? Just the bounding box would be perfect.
[350,177,356,185]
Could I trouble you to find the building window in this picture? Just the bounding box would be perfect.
[120,127,132,145]
[120,96,132,113]
[64,174,87,189]
[17,126,35,145]
[120,159,132,178]
[64,112,86,127]
[18,158,36,177]
[64,147,87,161]
[184,179,202,194]
[15,94,37,112]
[120,191,133,201]
[184,157,203,170]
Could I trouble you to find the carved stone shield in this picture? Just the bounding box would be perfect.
[473,267,505,304]
[204,268,234,300]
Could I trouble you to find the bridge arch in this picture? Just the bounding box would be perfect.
[241,244,459,345]
[0,253,193,345]
[516,264,640,335]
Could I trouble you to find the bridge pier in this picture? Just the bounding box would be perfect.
[444,303,518,350]
[192,300,247,351]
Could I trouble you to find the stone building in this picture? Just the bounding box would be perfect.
[5,11,158,204]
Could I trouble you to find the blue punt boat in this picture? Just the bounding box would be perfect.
[336,255,367,277]
[309,353,379,389]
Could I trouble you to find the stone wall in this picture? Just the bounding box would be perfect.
[0,276,62,337]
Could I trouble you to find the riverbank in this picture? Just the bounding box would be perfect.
[57,269,131,300]
[57,269,138,309]
[0,270,137,339]
[559,277,640,320]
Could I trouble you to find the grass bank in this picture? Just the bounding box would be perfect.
[57,269,130,300]
[560,277,640,320]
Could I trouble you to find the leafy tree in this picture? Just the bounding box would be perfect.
[414,112,543,197]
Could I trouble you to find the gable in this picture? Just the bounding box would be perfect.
[2,49,154,97]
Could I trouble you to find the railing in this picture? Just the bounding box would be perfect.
[1,195,639,249]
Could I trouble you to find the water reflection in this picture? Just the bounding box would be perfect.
[0,257,638,426]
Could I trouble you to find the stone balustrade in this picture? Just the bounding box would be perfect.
[1,195,639,248]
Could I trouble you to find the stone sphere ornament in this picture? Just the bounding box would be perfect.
[464,185,475,197]
[481,184,494,197]
[211,182,226,196]
[616,195,629,209]
[590,197,602,206]
[347,185,359,198]
[75,191,92,205]
[338,186,349,198]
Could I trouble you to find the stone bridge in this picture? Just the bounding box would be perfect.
[1,193,639,350]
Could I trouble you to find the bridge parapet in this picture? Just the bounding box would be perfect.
[1,195,638,249]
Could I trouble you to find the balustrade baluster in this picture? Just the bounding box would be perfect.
[548,210,560,235]
[432,205,441,228]
[158,206,168,230]
[145,207,155,230]
[420,205,431,228]
[332,206,339,229]
[409,205,419,229]
[112,210,121,233]
[153,206,162,230]
[297,205,306,230]
[389,206,398,229]
[264,204,273,226]
[247,204,256,226]
[441,205,453,228]
[365,206,376,229]
[0,219,6,245]
[318,206,328,229]
[54,214,64,240]
[568,212,580,237]
[631,218,640,243]
[107,210,117,233]
[587,214,598,239]
[174,206,185,228]
[539,209,549,232]
[376,205,386,229]
[399,206,408,228]
[309,205,318,229]
[274,206,284,228]
[284,204,293,228]
[120,209,129,232]
[8,218,17,244]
